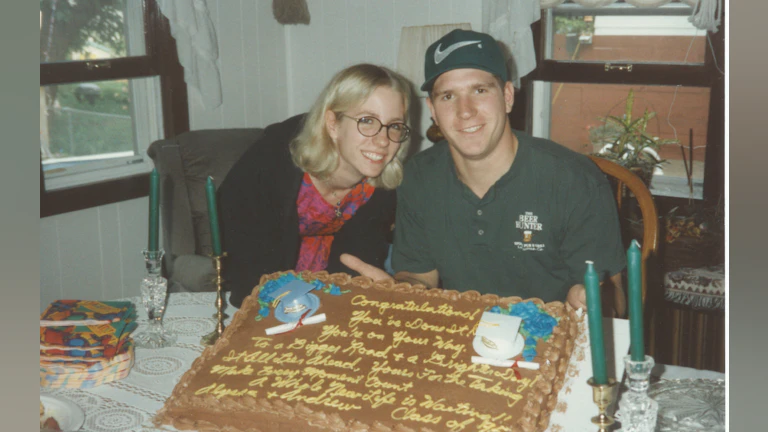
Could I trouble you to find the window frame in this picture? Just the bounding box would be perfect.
[519,1,725,202]
[40,0,189,218]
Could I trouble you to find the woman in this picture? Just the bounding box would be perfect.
[218,64,413,308]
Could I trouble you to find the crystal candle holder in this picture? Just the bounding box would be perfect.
[616,354,658,432]
[133,249,176,349]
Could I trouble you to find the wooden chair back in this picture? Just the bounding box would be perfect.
[588,156,659,306]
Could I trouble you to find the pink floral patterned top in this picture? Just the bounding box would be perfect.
[295,172,374,271]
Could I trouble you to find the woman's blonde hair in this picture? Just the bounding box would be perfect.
[290,63,413,190]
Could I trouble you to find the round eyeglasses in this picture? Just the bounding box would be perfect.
[340,114,410,143]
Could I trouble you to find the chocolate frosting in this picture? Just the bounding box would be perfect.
[154,271,580,432]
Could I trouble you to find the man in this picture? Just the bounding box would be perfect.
[343,29,626,314]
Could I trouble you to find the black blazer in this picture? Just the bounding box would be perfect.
[218,114,396,308]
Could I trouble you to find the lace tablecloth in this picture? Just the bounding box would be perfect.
[40,293,231,432]
[39,293,721,432]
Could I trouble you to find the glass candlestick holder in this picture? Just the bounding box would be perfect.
[133,249,176,349]
[615,354,658,432]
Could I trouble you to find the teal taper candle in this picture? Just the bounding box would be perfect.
[205,176,222,256]
[148,168,160,251]
[627,240,644,361]
[584,260,608,385]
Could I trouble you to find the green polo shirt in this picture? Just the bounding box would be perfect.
[392,130,626,302]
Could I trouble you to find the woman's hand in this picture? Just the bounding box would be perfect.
[340,253,394,281]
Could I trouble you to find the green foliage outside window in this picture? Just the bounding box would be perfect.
[554,16,595,35]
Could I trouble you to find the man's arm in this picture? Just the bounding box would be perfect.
[340,254,440,288]
[566,272,625,318]
[393,269,439,288]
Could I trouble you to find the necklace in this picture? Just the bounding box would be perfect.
[329,189,343,218]
[321,175,365,219]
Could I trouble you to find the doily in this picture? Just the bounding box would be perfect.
[41,388,162,432]
[647,378,725,432]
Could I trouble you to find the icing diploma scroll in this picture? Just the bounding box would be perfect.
[470,356,540,370]
[265,313,327,335]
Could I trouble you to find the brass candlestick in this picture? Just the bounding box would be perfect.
[201,253,227,346]
[588,377,619,432]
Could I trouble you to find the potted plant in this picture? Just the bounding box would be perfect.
[554,17,594,56]
[590,89,677,185]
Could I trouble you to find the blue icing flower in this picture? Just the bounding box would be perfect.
[525,336,537,346]
[509,302,540,321]
[522,347,537,362]
[489,305,502,314]
[310,280,325,291]
[523,313,558,339]
[258,280,280,300]
[258,307,270,317]
[259,274,300,300]
[276,273,300,285]
[329,285,342,296]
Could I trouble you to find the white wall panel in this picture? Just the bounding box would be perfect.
[346,0,369,64]
[40,198,149,310]
[321,0,351,73]
[363,0,397,70]
[242,0,263,127]
[427,0,454,25]
[40,217,62,313]
[116,198,151,299]
[218,0,248,128]
[56,208,104,303]
[395,0,432,34]
[255,0,288,126]
[97,203,126,301]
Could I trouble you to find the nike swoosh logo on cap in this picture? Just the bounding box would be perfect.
[434,40,482,64]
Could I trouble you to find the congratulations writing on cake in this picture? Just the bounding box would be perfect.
[194,293,542,431]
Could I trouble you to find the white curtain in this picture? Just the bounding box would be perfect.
[157,0,223,110]
[482,0,541,88]
[569,0,617,6]
[626,0,672,6]
[688,0,722,32]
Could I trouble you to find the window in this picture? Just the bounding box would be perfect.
[40,0,189,217]
[526,0,724,201]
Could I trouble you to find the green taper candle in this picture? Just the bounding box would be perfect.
[205,176,222,256]
[628,240,644,361]
[584,260,608,384]
[148,168,160,251]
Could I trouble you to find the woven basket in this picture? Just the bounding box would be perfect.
[662,235,724,272]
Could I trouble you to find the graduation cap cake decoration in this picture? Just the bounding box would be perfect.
[267,280,322,324]
[472,311,525,361]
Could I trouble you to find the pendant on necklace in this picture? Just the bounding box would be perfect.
[335,201,342,218]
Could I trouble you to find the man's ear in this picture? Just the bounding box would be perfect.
[425,96,438,127]
[325,109,339,142]
[503,82,515,114]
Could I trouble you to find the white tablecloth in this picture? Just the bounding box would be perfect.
[40,292,724,432]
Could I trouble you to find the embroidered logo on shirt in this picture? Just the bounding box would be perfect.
[514,211,545,251]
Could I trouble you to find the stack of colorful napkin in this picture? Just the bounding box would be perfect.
[40,300,138,388]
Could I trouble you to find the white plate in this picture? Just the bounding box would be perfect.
[40,394,85,432]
